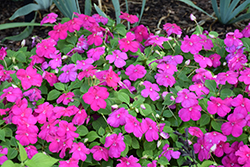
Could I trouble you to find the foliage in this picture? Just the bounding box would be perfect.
[1,10,250,167]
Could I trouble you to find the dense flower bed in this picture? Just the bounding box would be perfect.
[1,11,250,167]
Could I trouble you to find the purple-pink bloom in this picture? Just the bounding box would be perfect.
[162,55,183,66]
[119,12,139,24]
[209,53,221,68]
[141,81,160,101]
[178,104,202,122]
[119,79,136,92]
[163,23,182,36]
[141,118,159,142]
[40,13,58,25]
[23,88,42,102]
[193,136,213,161]
[125,64,147,81]
[58,64,78,83]
[106,50,128,68]
[188,127,203,138]
[222,153,241,167]
[0,87,23,102]
[235,145,250,165]
[131,25,149,42]
[90,146,109,161]
[0,146,8,165]
[199,34,213,50]
[194,54,212,68]
[125,114,143,138]
[239,68,250,85]
[155,70,175,87]
[87,46,105,61]
[207,96,231,117]
[160,144,181,161]
[69,142,90,161]
[224,29,243,48]
[87,31,103,46]
[107,108,128,128]
[48,23,68,41]
[216,70,238,85]
[59,158,78,167]
[117,155,141,167]
[25,145,38,159]
[242,23,250,37]
[104,133,126,158]
[92,14,108,25]
[72,108,88,126]
[231,94,250,115]
[189,83,209,98]
[181,34,202,54]
[57,92,75,105]
[144,33,169,48]
[175,89,198,108]
[0,47,7,60]
[119,32,139,53]
[147,160,157,167]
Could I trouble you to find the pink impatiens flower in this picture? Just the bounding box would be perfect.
[188,127,203,138]
[235,145,250,165]
[0,146,8,165]
[181,34,202,54]
[175,89,198,108]
[239,68,250,85]
[178,104,202,122]
[104,133,126,158]
[119,32,139,53]
[207,96,231,117]
[125,64,147,81]
[163,23,182,36]
[224,29,243,48]
[119,12,139,24]
[40,13,58,25]
[58,64,78,83]
[0,47,7,60]
[107,108,128,128]
[131,25,149,42]
[144,33,169,48]
[216,70,238,85]
[90,146,109,161]
[57,92,75,105]
[87,46,105,61]
[23,88,42,102]
[106,50,128,68]
[117,155,141,167]
[59,158,78,167]
[70,142,90,161]
[193,136,213,161]
[194,54,212,68]
[0,87,23,102]
[141,118,159,142]
[48,23,68,41]
[209,53,221,68]
[141,81,160,101]
[160,144,181,161]
[125,114,143,138]
[87,31,103,46]
[82,86,109,111]
[25,145,38,159]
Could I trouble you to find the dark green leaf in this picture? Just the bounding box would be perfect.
[132,137,140,149]
[117,92,130,104]
[17,142,27,162]
[211,120,222,132]
[220,88,235,99]
[86,131,99,142]
[7,148,18,160]
[47,90,61,101]
[199,114,210,127]
[0,129,6,141]
[76,125,89,136]
[71,53,83,64]
[24,153,58,167]
[53,82,65,91]
[139,104,152,116]
[205,80,217,93]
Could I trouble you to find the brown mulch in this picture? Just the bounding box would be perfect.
[0,0,249,51]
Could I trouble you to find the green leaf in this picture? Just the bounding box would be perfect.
[9,3,41,20]
[163,93,174,105]
[2,160,16,167]
[199,114,211,127]
[115,24,127,36]
[117,92,130,104]
[9,73,20,85]
[84,0,92,15]
[66,35,77,45]
[98,127,105,136]
[0,22,52,30]
[211,120,222,132]
[3,128,13,138]
[7,148,18,160]
[17,142,27,162]
[200,160,215,167]
[205,80,217,93]
[143,141,156,150]
[71,53,83,63]
[132,137,140,149]
[158,156,170,165]
[120,144,129,157]
[124,135,132,146]
[25,153,58,167]
[139,104,152,116]
[111,0,121,24]
[53,82,65,91]
[3,25,34,42]
[220,88,235,100]
[94,3,108,18]
[76,125,89,137]
[15,51,26,63]
[0,129,6,141]
[47,90,61,101]
[86,131,99,142]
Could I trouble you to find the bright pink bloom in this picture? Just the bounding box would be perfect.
[231,94,250,115]
[76,58,94,70]
[57,120,79,140]
[147,160,157,167]
[0,146,8,165]
[104,133,126,158]
[57,92,75,105]
[239,68,250,85]
[188,127,203,137]
[141,118,159,142]
[141,81,160,101]
[199,34,213,50]
[155,70,175,87]
[204,131,227,144]
[38,119,59,142]
[162,55,183,66]
[34,102,54,124]
[163,23,182,36]
[48,23,68,41]
[207,97,231,117]
[92,14,108,25]
[59,158,78,167]
[222,153,241,167]
[82,86,109,111]
[193,136,213,161]
[181,34,202,54]
[192,68,213,83]
[49,52,62,69]
[16,124,38,146]
[25,145,38,159]
[131,25,149,42]
[119,79,136,92]
[189,83,209,98]
[30,55,45,66]
[40,13,58,25]
[175,89,198,108]
[107,108,128,128]
[157,63,177,75]
[235,145,250,165]
[106,50,128,68]
[77,65,97,80]
[42,71,58,86]
[70,142,90,161]
[213,141,228,157]
[216,70,238,85]
[125,64,147,81]
[242,23,250,37]
[66,17,82,32]
[90,146,109,161]
[87,46,105,61]
[87,31,103,46]
[119,32,139,53]
[53,106,78,118]
[16,66,43,90]
[209,53,221,68]
[224,29,243,48]
[125,114,143,138]
[160,144,181,161]
[228,54,247,71]
[178,104,202,122]
[144,33,169,48]
[23,88,42,101]
[72,108,88,125]
[0,108,9,116]
[119,12,139,24]
[0,87,22,102]
[0,47,7,60]
[58,64,78,83]
[103,66,121,90]
[194,54,212,68]
[221,112,246,137]
[117,155,141,167]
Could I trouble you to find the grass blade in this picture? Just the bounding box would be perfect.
[139,0,146,25]
[125,0,130,29]
[85,0,92,15]
[211,0,220,20]
[76,0,81,15]
[111,0,121,24]
[0,22,52,30]
[94,3,108,18]
[178,0,216,19]
[9,4,41,20]
[220,0,230,24]
[229,12,250,24]
[228,0,250,22]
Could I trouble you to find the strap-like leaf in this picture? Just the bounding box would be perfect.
[211,0,220,20]
[228,0,250,22]
[2,25,34,42]
[34,0,52,9]
[220,0,230,24]
[0,22,52,30]
[229,12,250,24]
[112,0,121,24]
[139,0,146,25]
[94,3,108,18]
[85,0,92,15]
[226,0,240,17]
[9,3,41,20]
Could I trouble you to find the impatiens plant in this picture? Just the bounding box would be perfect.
[2,11,250,167]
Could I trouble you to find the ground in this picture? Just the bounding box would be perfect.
[0,0,249,51]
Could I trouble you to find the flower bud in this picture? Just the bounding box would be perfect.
[84,138,88,143]
[160,132,169,139]
[135,108,139,113]
[210,144,217,152]
[155,114,160,118]
[140,104,146,110]
[223,62,227,66]
[111,104,119,109]
[12,84,18,88]
[185,59,190,66]
[157,140,161,148]
[21,39,26,47]
[13,65,19,70]
[190,14,196,21]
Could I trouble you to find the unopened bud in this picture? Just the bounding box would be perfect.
[210,144,217,152]
[84,138,88,143]
[21,39,26,47]
[160,132,169,139]
[155,114,160,118]
[13,65,19,70]
[111,104,119,109]
[190,14,196,21]
[155,30,161,35]
[223,62,227,66]
[12,84,18,88]
[185,59,191,66]
[168,36,173,40]
[140,104,146,110]
[135,108,139,113]
[62,55,68,60]
[157,140,162,148]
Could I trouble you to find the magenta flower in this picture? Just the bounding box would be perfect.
[131,25,149,42]
[92,14,108,25]
[188,127,203,138]
[0,87,22,102]
[117,155,141,167]
[239,68,250,85]
[193,136,213,161]
[213,141,228,157]
[82,86,109,111]
[25,145,38,159]
[144,33,169,48]
[242,23,250,37]
[0,146,8,165]
[104,133,126,158]
[104,66,121,90]
[221,112,246,137]
[162,55,183,66]
[160,144,181,161]
[16,66,43,90]
[181,34,202,54]
[58,64,78,83]
[87,31,103,46]
[228,53,247,71]
[48,23,68,41]
[43,71,58,86]
[231,94,250,115]
[57,120,79,140]
[235,145,250,165]
[119,32,139,53]
[175,89,198,108]
[207,97,231,117]
[69,142,90,161]
[40,13,58,25]
[0,47,7,60]
[222,153,241,167]
[59,158,78,167]
[72,108,88,126]
[163,23,182,36]
[189,83,209,98]
[23,88,42,101]
[107,108,128,128]
[209,53,221,68]
[106,50,128,68]
[178,104,202,122]
[16,124,38,146]
[76,58,94,70]
[147,160,157,167]
[194,54,212,68]
[204,131,227,145]
[125,64,147,81]
[125,114,143,138]
[224,29,243,48]
[77,65,97,80]
[200,34,213,50]
[119,79,136,92]
[87,46,105,61]
[49,52,62,69]
[34,102,54,124]
[157,63,177,75]
[66,17,82,32]
[57,92,75,105]
[141,118,159,142]
[141,81,160,101]
[216,70,238,85]
[192,68,213,83]
[155,70,175,87]
[119,12,139,24]
[90,146,109,161]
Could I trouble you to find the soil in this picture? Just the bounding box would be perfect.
[0,0,249,51]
